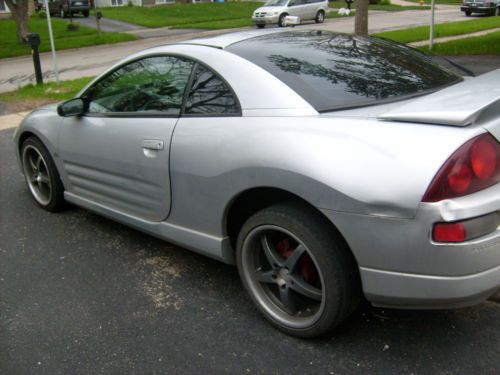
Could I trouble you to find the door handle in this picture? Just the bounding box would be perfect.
[142,140,164,151]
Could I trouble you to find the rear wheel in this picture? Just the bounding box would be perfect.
[236,202,361,338]
[315,10,325,23]
[465,10,472,16]
[83,10,89,17]
[278,13,287,27]
[21,137,65,212]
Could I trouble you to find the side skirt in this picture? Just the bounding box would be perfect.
[64,192,235,264]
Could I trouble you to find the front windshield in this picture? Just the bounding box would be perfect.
[264,0,288,6]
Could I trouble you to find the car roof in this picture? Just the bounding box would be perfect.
[181,28,289,49]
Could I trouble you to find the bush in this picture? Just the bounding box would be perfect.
[67,22,80,31]
[369,0,380,3]
[38,10,47,18]
[378,0,391,4]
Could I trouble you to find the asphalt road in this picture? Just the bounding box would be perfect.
[1,128,499,375]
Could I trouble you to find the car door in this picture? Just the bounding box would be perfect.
[58,55,194,222]
[288,0,309,20]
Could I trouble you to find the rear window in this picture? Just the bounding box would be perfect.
[226,31,462,112]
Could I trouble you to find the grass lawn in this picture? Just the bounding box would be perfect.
[0,17,136,59]
[95,2,262,28]
[373,17,500,43]
[99,1,429,30]
[420,30,500,55]
[404,0,463,4]
[329,0,430,10]
[0,77,93,103]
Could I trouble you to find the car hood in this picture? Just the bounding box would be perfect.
[254,6,286,13]
[378,68,500,140]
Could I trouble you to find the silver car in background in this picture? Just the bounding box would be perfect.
[252,0,328,28]
[13,30,500,338]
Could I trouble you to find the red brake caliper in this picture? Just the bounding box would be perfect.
[275,238,316,284]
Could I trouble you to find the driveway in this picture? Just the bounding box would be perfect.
[1,128,499,374]
[0,6,472,93]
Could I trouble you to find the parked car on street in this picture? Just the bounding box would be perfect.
[47,0,90,18]
[14,30,500,338]
[461,0,500,16]
[252,0,328,28]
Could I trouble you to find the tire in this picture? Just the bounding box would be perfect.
[236,202,361,338]
[21,137,65,212]
[278,13,287,27]
[83,10,89,17]
[256,23,265,29]
[465,10,471,16]
[315,10,325,23]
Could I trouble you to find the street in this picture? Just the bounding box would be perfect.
[0,6,471,93]
[1,127,499,374]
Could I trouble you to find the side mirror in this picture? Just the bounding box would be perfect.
[57,98,84,117]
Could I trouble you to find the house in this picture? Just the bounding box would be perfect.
[0,0,11,15]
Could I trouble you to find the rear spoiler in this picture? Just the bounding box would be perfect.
[378,69,500,140]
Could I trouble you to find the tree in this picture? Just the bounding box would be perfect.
[354,0,369,36]
[5,0,30,43]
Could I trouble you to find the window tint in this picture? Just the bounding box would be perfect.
[227,31,461,112]
[184,64,240,115]
[86,56,194,115]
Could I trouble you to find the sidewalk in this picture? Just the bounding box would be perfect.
[409,27,500,46]
[0,111,29,131]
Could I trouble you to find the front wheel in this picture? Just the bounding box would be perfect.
[236,203,361,338]
[21,137,65,212]
[278,13,287,27]
[465,10,472,16]
[315,10,325,23]
[83,10,89,17]
[256,23,265,29]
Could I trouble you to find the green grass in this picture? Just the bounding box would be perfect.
[373,17,500,43]
[96,2,262,29]
[0,77,94,102]
[404,0,463,4]
[0,17,136,59]
[329,0,430,10]
[421,30,500,55]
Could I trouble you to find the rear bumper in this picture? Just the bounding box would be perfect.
[361,264,500,309]
[321,184,500,309]
[64,5,89,12]
[460,5,496,14]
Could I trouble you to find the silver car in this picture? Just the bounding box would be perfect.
[13,30,500,338]
[252,0,328,28]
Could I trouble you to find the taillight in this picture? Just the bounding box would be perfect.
[433,212,500,243]
[423,133,500,202]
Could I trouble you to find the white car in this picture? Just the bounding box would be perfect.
[252,0,328,28]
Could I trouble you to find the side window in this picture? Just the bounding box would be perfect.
[184,64,240,115]
[86,56,194,115]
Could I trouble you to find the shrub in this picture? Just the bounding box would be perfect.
[38,10,47,18]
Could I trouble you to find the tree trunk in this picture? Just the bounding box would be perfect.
[354,0,369,36]
[5,0,30,43]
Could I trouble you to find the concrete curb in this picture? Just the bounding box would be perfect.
[0,111,29,131]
